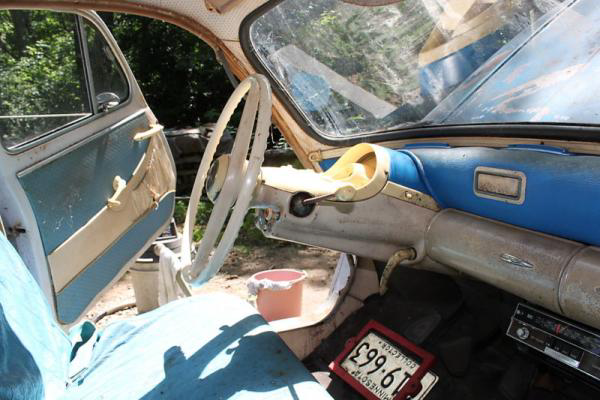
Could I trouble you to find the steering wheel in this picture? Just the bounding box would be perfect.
[180,75,272,285]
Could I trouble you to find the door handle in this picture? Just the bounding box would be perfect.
[133,124,163,141]
[105,145,155,211]
[107,176,127,210]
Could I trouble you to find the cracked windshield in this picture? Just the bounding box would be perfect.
[250,0,574,138]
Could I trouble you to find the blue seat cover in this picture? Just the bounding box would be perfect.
[0,233,331,399]
[0,234,71,399]
[66,294,330,400]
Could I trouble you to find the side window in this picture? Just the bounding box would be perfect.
[0,10,129,150]
[0,10,90,148]
[83,19,129,112]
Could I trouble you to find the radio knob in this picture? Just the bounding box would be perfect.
[516,327,530,340]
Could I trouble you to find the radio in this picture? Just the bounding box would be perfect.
[507,303,600,382]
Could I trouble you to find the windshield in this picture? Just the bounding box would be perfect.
[248,0,585,139]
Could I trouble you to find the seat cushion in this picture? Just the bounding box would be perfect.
[66,293,331,400]
[0,234,71,400]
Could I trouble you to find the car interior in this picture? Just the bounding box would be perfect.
[2,1,600,400]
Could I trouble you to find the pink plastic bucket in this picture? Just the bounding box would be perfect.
[249,269,307,322]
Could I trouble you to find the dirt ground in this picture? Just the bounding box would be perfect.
[86,244,339,328]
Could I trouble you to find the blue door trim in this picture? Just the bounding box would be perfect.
[56,192,175,324]
[19,113,150,255]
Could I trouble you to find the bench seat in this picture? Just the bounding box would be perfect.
[0,233,331,399]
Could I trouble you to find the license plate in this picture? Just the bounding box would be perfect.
[330,321,437,400]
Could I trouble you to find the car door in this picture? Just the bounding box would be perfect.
[0,9,176,324]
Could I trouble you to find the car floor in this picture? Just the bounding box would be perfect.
[304,268,600,400]
[85,245,338,327]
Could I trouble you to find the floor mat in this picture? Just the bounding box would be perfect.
[304,268,600,400]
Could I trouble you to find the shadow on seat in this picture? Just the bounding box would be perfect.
[0,233,331,399]
[142,331,304,400]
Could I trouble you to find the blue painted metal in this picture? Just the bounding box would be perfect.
[19,114,150,255]
[386,149,431,196]
[321,144,600,246]
[419,29,510,103]
[290,71,331,112]
[0,234,71,399]
[404,147,600,246]
[0,232,330,399]
[56,192,175,324]
[319,158,337,171]
[422,4,564,124]
[506,144,571,155]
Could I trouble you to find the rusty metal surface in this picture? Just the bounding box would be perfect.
[426,209,583,315]
[559,247,600,330]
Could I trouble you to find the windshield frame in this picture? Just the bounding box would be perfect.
[240,0,600,146]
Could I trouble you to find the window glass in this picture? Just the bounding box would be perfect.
[0,11,130,149]
[249,0,568,138]
[83,19,129,111]
[0,10,91,148]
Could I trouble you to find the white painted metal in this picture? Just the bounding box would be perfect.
[0,10,158,314]
[182,75,272,284]
[252,184,436,264]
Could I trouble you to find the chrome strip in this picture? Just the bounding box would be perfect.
[500,253,534,269]
[544,347,581,368]
[473,166,527,205]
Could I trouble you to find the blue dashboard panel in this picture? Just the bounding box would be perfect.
[319,158,337,171]
[386,149,431,196]
[404,147,600,246]
[19,113,149,255]
[322,145,600,246]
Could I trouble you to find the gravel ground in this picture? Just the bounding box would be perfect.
[86,244,338,328]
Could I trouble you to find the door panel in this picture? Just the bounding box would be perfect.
[0,10,176,324]
[55,192,174,323]
[46,126,175,293]
[19,112,150,257]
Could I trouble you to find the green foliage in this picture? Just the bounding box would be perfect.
[99,13,232,128]
[0,10,239,145]
[192,201,215,242]
[0,10,89,146]
[173,200,187,224]
[251,0,437,134]
[174,198,289,248]
[191,202,266,245]
[173,199,215,241]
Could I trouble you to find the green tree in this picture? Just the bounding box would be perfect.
[0,10,89,146]
[99,13,233,128]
